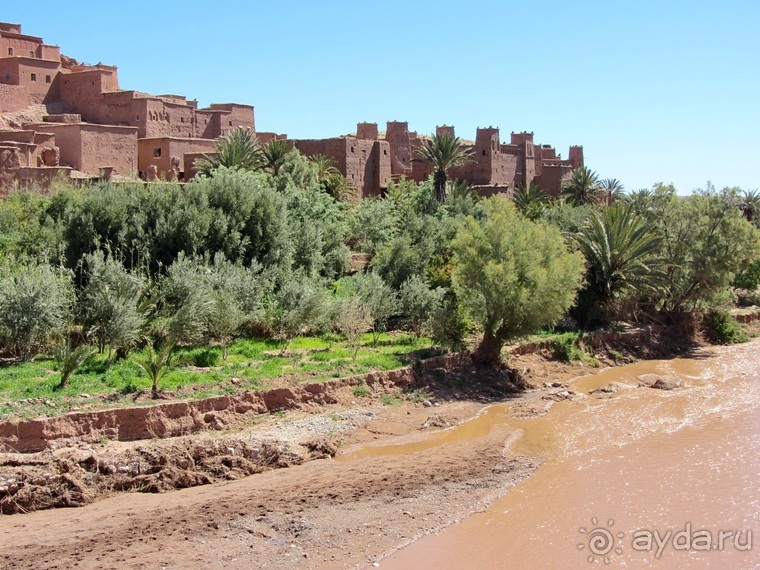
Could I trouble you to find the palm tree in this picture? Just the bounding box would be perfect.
[130,341,177,396]
[310,154,356,200]
[445,179,478,202]
[573,202,662,307]
[413,132,473,203]
[261,139,290,177]
[194,128,263,176]
[513,182,549,220]
[561,166,604,206]
[623,188,654,214]
[310,153,339,182]
[602,178,626,203]
[54,339,97,389]
[739,189,760,227]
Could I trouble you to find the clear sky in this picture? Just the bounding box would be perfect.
[4,1,758,193]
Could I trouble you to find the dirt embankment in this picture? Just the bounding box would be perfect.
[0,354,466,454]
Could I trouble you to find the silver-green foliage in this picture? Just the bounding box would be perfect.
[399,275,445,337]
[0,262,73,360]
[80,252,147,358]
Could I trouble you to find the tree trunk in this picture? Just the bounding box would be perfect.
[470,328,503,366]
[434,170,447,203]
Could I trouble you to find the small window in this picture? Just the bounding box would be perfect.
[4,73,10,82]
[153,148,162,158]
[228,121,232,126]
[7,48,13,56]
[350,147,354,153]
[30,73,37,82]
[45,75,51,84]
[136,114,140,121]
[482,149,486,156]
[29,51,34,58]
[180,117,184,123]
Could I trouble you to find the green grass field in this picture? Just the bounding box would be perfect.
[0,333,436,419]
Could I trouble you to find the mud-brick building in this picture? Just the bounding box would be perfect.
[289,121,584,199]
[0,22,255,191]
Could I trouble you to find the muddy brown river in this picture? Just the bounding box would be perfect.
[370,341,759,569]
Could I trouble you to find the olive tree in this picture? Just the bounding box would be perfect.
[0,261,73,360]
[451,196,585,366]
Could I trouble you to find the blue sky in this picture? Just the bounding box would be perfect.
[4,1,758,193]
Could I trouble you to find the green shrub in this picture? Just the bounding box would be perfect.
[549,333,588,362]
[703,311,748,344]
[0,261,73,360]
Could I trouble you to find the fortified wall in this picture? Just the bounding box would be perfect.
[288,122,583,199]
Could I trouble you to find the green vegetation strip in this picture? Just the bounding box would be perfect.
[0,333,434,420]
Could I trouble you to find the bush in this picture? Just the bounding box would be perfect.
[703,311,747,344]
[80,251,147,358]
[399,275,445,337]
[0,261,73,360]
[549,333,588,362]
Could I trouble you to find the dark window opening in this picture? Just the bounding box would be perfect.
[228,121,233,126]
[350,147,354,153]
[136,114,140,121]
[482,149,486,156]
[4,73,10,82]
[7,48,13,56]
[45,75,51,83]
[30,73,37,82]
[153,148,162,158]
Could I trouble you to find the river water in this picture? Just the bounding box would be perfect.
[369,340,760,569]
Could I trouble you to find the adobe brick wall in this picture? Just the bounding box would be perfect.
[385,121,413,178]
[537,163,573,196]
[0,83,33,113]
[357,122,378,140]
[27,122,137,176]
[293,136,391,199]
[138,137,215,179]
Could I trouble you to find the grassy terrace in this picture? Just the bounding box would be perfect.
[0,333,436,420]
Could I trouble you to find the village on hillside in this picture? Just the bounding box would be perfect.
[0,22,584,198]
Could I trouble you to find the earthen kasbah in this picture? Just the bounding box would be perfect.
[0,23,583,198]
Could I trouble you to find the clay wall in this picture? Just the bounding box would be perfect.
[79,125,137,176]
[0,83,32,112]
[0,145,22,195]
[27,123,137,176]
[58,69,120,122]
[0,31,42,59]
[385,121,413,178]
[39,44,60,61]
[569,145,584,169]
[293,136,390,199]
[43,113,81,123]
[256,132,287,144]
[15,166,72,190]
[0,24,22,34]
[184,152,209,181]
[536,163,573,196]
[6,57,60,98]
[206,103,255,137]
[138,137,215,179]
[357,122,378,140]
